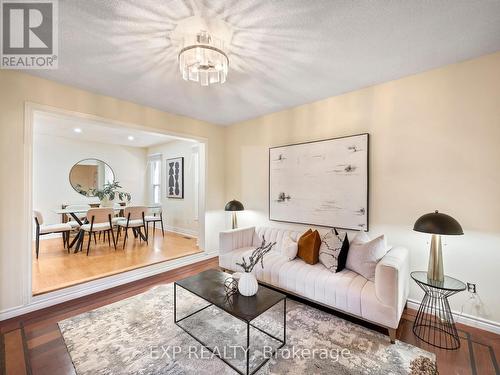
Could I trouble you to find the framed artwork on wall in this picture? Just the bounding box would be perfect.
[269,133,369,231]
[166,157,184,199]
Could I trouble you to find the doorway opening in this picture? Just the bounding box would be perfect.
[30,109,207,295]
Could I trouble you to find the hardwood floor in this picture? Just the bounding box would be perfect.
[32,229,201,295]
[400,310,499,375]
[2,257,498,375]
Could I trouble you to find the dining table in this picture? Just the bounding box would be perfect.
[52,205,161,253]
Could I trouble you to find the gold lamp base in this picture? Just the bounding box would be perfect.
[427,234,444,282]
[231,212,238,229]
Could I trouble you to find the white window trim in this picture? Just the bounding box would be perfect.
[148,153,162,205]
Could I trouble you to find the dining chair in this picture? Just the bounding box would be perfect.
[102,202,123,243]
[33,210,72,259]
[80,208,116,255]
[116,206,148,249]
[111,202,124,224]
[145,206,164,237]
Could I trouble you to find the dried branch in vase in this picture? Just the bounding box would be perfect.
[235,236,276,273]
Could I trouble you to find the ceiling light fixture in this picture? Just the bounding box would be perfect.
[178,30,229,86]
[74,128,82,133]
[128,135,134,141]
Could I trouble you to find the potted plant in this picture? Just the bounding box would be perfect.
[90,181,131,207]
[235,237,276,296]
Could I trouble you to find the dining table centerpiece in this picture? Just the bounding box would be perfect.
[235,237,276,296]
[90,181,131,207]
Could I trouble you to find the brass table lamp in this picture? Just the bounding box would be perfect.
[413,210,463,282]
[225,199,244,229]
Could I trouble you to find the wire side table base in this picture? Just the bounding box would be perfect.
[412,279,462,350]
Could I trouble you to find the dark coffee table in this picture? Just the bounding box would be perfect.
[174,269,287,375]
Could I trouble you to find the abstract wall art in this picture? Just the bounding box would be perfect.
[269,133,369,230]
[166,157,184,199]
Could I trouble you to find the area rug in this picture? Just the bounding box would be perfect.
[58,284,436,374]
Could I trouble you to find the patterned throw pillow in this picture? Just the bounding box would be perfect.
[319,228,350,273]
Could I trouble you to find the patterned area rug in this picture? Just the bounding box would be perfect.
[59,284,435,374]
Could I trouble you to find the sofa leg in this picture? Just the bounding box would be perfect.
[388,328,397,344]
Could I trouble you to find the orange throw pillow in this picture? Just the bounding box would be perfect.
[297,229,321,265]
[297,229,312,260]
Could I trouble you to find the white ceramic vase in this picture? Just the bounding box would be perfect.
[238,272,258,296]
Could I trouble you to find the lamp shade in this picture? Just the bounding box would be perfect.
[225,199,244,211]
[413,210,463,235]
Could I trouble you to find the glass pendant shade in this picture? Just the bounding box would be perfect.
[178,31,229,86]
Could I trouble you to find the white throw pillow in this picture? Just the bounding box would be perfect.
[318,228,348,272]
[346,232,387,281]
[281,235,298,261]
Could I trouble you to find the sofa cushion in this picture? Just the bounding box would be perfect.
[248,250,368,317]
[318,228,349,272]
[219,246,256,271]
[297,229,321,265]
[346,231,387,281]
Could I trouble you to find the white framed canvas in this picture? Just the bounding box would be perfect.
[269,133,369,230]
[166,157,184,199]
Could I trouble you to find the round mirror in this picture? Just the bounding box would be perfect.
[69,159,115,196]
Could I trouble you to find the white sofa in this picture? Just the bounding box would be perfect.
[219,226,410,342]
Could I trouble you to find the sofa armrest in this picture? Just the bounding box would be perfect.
[219,226,256,255]
[374,246,410,314]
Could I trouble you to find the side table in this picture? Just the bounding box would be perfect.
[411,271,466,350]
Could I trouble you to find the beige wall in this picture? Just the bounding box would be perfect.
[0,70,226,312]
[225,52,500,324]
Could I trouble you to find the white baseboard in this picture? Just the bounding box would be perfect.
[0,250,217,321]
[407,298,500,335]
[161,224,198,238]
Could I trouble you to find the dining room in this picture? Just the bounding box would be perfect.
[31,111,205,295]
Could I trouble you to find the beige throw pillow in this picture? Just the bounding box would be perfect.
[345,231,387,281]
[281,235,298,261]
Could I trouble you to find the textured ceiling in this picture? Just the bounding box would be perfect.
[30,0,500,125]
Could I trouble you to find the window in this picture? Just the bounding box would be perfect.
[149,154,162,205]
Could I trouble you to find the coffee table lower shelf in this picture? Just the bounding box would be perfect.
[174,283,287,375]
